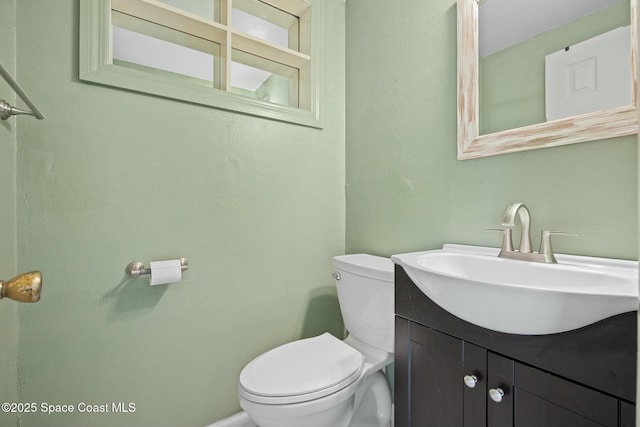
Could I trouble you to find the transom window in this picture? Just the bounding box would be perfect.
[80,0,321,127]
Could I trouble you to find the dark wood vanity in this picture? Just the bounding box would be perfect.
[394,266,637,427]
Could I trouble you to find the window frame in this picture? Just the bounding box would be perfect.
[79,0,322,128]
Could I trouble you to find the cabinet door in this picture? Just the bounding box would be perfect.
[513,362,619,427]
[395,317,632,427]
[487,352,514,427]
[463,342,487,427]
[408,321,464,426]
[398,320,488,427]
[620,401,636,427]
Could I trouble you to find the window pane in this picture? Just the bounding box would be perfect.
[231,49,299,107]
[232,0,299,51]
[112,12,221,87]
[157,0,221,23]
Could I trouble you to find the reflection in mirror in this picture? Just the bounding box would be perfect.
[479,0,630,134]
[457,0,638,159]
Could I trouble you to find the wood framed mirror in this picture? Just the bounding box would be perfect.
[457,0,638,160]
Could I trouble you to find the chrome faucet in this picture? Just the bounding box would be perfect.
[493,203,577,264]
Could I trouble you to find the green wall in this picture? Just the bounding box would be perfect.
[4,0,638,426]
[13,1,345,426]
[0,0,18,426]
[345,0,637,260]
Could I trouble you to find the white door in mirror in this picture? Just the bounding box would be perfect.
[545,26,631,121]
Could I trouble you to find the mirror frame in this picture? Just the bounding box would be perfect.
[457,0,638,160]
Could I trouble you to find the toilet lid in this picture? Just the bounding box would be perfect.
[239,333,364,400]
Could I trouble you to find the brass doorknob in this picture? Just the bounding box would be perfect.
[0,271,42,302]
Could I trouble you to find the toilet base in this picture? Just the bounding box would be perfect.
[349,371,392,427]
[206,411,257,427]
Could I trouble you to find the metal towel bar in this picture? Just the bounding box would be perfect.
[0,63,44,120]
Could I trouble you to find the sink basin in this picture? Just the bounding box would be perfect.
[391,244,639,335]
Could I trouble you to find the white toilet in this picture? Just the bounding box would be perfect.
[238,254,395,427]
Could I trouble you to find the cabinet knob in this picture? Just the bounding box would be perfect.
[463,375,478,388]
[489,387,505,403]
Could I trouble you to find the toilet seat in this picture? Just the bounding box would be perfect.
[239,333,365,405]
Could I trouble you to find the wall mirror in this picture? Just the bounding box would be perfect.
[457,0,638,159]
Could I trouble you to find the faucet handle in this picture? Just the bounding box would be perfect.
[485,228,514,252]
[539,231,579,263]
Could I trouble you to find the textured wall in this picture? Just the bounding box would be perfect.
[8,1,638,426]
[345,0,637,260]
[15,1,345,426]
[0,0,18,426]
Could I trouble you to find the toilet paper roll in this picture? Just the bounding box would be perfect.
[149,259,182,286]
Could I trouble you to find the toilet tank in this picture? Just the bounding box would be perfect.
[333,254,394,353]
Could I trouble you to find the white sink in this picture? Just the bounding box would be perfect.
[391,244,639,335]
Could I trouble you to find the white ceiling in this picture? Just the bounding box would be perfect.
[479,0,622,57]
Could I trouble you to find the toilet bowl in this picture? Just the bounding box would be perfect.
[238,254,395,427]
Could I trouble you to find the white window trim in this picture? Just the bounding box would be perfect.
[79,0,323,128]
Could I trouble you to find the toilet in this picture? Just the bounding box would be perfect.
[238,254,395,427]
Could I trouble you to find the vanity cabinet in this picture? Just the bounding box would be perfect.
[394,266,637,427]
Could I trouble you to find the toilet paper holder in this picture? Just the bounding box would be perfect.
[126,258,189,277]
